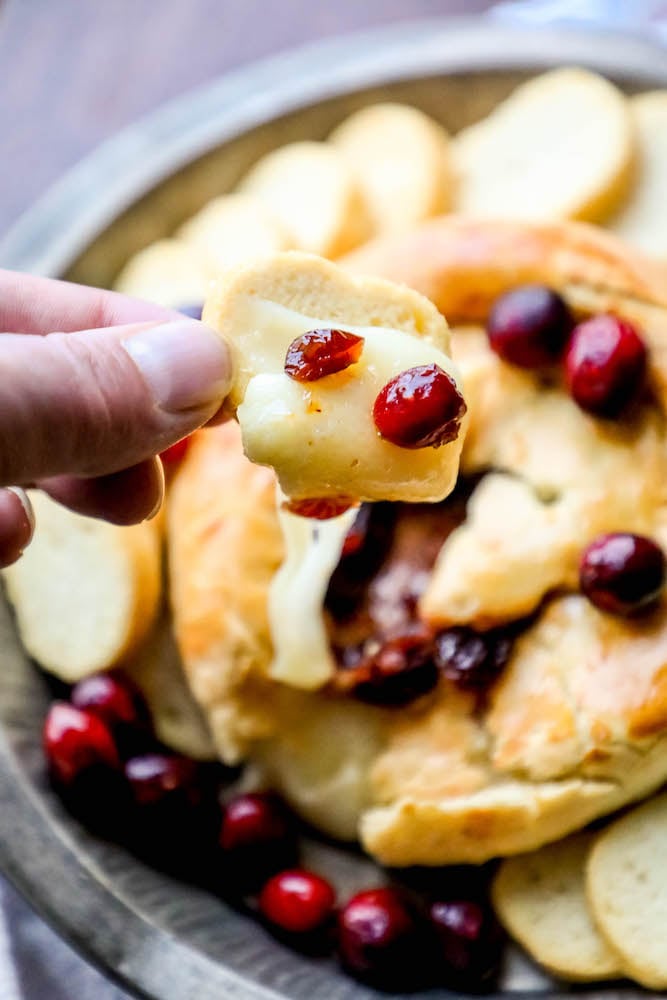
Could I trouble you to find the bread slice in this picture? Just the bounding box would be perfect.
[114,237,212,307]
[125,610,216,760]
[493,832,621,982]
[238,141,372,257]
[453,68,636,223]
[178,193,293,270]
[2,491,161,681]
[330,102,454,233]
[202,251,466,504]
[608,92,667,259]
[587,792,667,989]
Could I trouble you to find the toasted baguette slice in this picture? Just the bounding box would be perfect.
[178,193,293,270]
[238,141,372,257]
[203,252,466,505]
[454,68,636,223]
[114,237,212,307]
[587,792,667,989]
[330,102,454,233]
[493,832,621,982]
[3,492,161,681]
[126,610,216,760]
[608,92,667,259]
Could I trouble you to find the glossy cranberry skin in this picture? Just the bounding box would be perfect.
[285,328,364,382]
[487,285,572,368]
[429,899,504,986]
[220,792,297,890]
[259,869,336,934]
[337,887,425,987]
[160,436,191,466]
[434,627,512,691]
[43,702,119,786]
[373,364,466,449]
[565,314,647,417]
[72,671,149,730]
[344,629,438,706]
[125,753,201,808]
[579,532,665,616]
[178,303,203,320]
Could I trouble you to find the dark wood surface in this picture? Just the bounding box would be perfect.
[0,0,493,236]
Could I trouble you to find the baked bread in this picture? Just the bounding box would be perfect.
[453,68,636,223]
[587,791,667,989]
[178,193,293,270]
[4,491,161,681]
[330,103,454,233]
[169,218,667,865]
[202,252,466,505]
[114,237,212,307]
[238,141,372,257]
[492,832,620,982]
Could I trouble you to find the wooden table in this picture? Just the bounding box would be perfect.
[0,0,493,236]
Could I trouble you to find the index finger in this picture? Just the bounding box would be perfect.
[0,268,182,334]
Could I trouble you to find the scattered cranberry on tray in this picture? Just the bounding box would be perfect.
[220,792,298,890]
[337,887,427,988]
[285,328,364,382]
[259,869,336,935]
[487,284,572,368]
[579,532,665,616]
[429,898,504,987]
[72,670,151,756]
[373,364,466,449]
[43,702,119,786]
[565,314,647,417]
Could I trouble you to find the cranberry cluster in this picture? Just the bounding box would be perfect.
[43,670,502,990]
[486,284,648,418]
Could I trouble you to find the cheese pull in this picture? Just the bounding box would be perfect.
[203,252,467,506]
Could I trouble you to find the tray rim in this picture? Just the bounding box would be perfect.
[0,15,666,1000]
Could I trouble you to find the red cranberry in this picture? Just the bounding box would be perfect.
[579,532,665,616]
[72,671,148,731]
[337,887,425,987]
[373,364,466,449]
[284,497,354,520]
[342,628,438,706]
[43,702,119,786]
[178,303,203,320]
[434,626,512,691]
[160,435,191,467]
[565,314,647,417]
[487,285,572,368]
[125,753,201,809]
[259,869,336,934]
[285,328,364,382]
[429,899,504,986]
[220,792,297,890]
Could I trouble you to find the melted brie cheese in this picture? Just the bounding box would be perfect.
[234,300,465,504]
[268,499,356,688]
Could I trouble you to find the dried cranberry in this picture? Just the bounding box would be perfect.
[487,285,572,368]
[565,314,647,417]
[337,887,427,988]
[220,792,297,891]
[43,702,119,786]
[178,303,203,320]
[429,899,504,987]
[160,436,191,466]
[579,532,665,616]
[373,364,466,449]
[284,497,354,520]
[259,869,336,935]
[285,328,364,382]
[342,628,438,706]
[434,627,512,691]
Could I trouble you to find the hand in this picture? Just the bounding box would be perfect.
[0,268,232,566]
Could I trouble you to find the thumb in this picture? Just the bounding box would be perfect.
[0,318,232,485]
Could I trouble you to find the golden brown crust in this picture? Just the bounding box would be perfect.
[170,218,667,863]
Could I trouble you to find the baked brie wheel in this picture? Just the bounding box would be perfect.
[169,217,667,865]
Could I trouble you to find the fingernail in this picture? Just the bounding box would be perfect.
[146,457,165,521]
[7,487,35,538]
[123,320,232,413]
